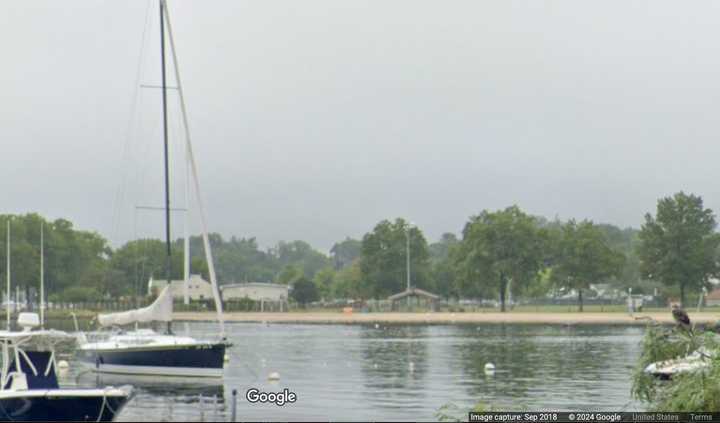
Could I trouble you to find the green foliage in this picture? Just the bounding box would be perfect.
[313,266,336,300]
[55,286,103,303]
[596,224,643,286]
[210,236,275,282]
[638,192,720,306]
[360,218,431,298]
[430,233,460,299]
[454,206,547,311]
[278,264,303,284]
[648,357,720,411]
[8,192,720,306]
[429,233,459,263]
[90,232,333,301]
[330,238,362,270]
[291,277,319,306]
[0,214,110,303]
[523,268,554,299]
[632,323,720,411]
[224,296,257,311]
[435,402,472,422]
[550,220,625,311]
[189,236,331,284]
[332,260,364,299]
[108,238,184,297]
[436,400,508,422]
[274,240,331,278]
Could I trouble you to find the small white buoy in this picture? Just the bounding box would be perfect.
[374,323,380,329]
[57,360,69,370]
[373,363,378,369]
[484,362,495,375]
[224,354,230,363]
[409,362,415,372]
[268,371,280,381]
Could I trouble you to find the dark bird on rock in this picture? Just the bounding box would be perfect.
[671,304,691,329]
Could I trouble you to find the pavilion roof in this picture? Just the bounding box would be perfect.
[388,287,440,302]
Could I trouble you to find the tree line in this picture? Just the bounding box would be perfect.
[2,191,718,309]
[299,192,720,309]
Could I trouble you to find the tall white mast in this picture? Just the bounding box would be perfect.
[163,2,225,337]
[183,159,190,306]
[40,222,44,329]
[5,221,9,331]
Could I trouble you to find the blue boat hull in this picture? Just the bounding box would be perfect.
[0,394,129,421]
[79,342,226,377]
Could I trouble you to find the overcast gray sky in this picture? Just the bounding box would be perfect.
[2,0,720,250]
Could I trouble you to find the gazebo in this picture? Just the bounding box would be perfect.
[388,287,440,312]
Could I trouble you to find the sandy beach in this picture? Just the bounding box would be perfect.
[172,311,720,325]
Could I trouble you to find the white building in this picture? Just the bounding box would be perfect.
[220,282,289,302]
[147,274,214,301]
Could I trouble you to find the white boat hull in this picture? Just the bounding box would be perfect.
[87,363,223,378]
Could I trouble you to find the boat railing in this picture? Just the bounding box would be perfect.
[0,334,65,391]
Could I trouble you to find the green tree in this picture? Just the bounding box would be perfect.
[55,286,102,303]
[429,233,459,262]
[313,266,336,300]
[185,234,332,284]
[108,239,183,297]
[0,214,110,304]
[278,264,303,284]
[273,240,331,278]
[454,206,546,312]
[205,235,276,283]
[291,277,319,307]
[330,237,362,270]
[637,192,720,306]
[524,268,555,299]
[429,233,460,299]
[332,260,365,299]
[595,224,645,290]
[551,220,625,311]
[360,218,431,298]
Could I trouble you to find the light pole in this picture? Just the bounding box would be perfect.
[405,222,416,311]
[405,223,415,292]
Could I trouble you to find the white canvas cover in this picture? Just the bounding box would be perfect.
[98,286,173,327]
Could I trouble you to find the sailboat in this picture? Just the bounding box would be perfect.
[0,221,133,422]
[77,0,229,378]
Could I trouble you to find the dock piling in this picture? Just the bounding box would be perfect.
[231,389,237,422]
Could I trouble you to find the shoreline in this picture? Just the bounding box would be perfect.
[172,311,720,326]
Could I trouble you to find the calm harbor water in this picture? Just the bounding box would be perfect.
[56,322,644,421]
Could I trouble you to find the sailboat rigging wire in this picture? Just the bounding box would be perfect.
[110,0,154,305]
[109,0,153,248]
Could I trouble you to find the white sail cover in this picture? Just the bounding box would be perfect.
[98,286,173,327]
